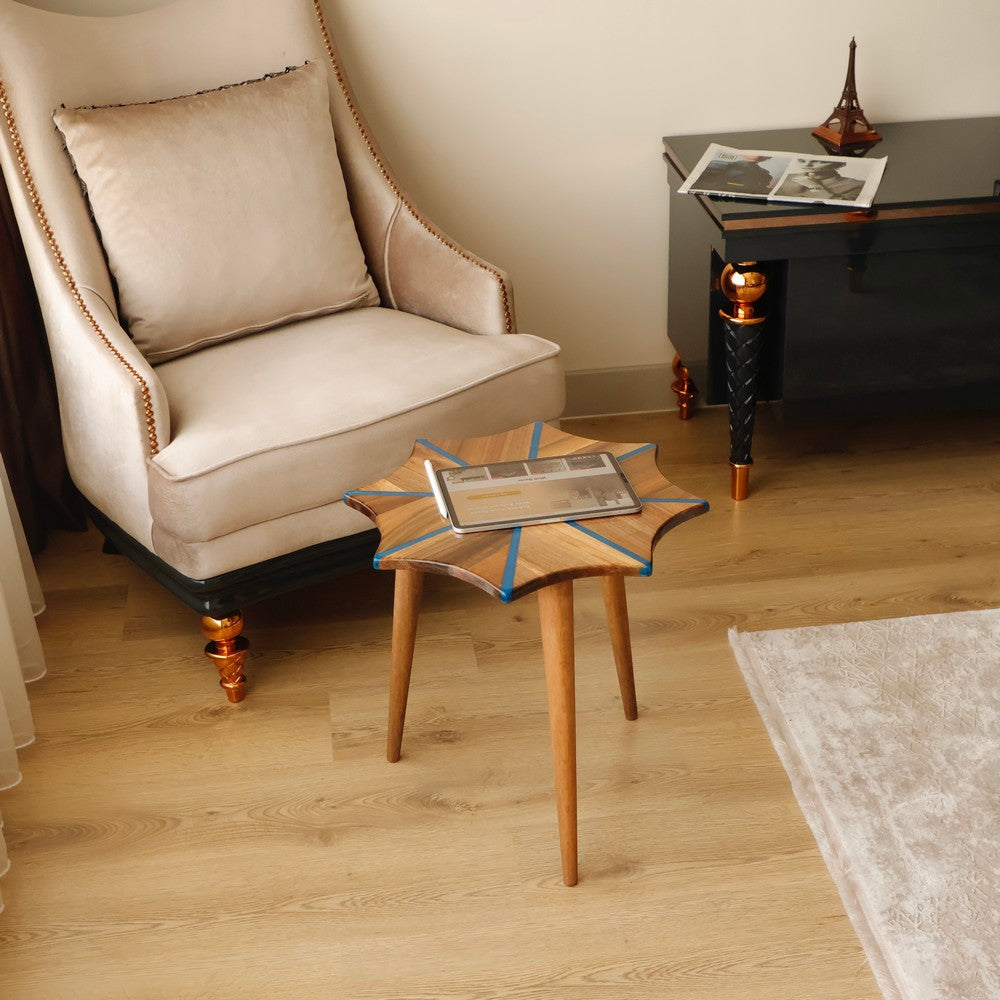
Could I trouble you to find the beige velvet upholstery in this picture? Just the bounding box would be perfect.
[53,61,379,363]
[0,0,564,584]
[150,308,561,578]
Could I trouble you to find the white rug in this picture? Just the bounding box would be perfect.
[729,609,1000,1000]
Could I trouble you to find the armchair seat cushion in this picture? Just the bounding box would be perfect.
[148,307,563,564]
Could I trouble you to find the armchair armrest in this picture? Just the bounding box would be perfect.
[380,203,516,336]
[47,287,169,548]
[318,9,515,337]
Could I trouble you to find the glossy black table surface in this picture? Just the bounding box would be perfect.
[662,117,1000,414]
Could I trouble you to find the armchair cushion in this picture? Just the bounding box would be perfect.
[147,306,564,578]
[53,61,379,364]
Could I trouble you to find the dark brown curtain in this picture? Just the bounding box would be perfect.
[0,167,85,554]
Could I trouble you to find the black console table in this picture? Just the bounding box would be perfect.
[662,117,1000,499]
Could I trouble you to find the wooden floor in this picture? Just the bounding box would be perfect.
[2,405,998,999]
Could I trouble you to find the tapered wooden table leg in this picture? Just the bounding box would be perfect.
[388,568,424,763]
[601,575,638,721]
[537,579,578,886]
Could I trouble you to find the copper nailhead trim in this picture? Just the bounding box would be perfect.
[0,78,160,455]
[310,0,514,334]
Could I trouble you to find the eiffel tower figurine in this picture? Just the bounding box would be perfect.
[812,38,882,153]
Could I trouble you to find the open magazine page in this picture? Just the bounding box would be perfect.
[678,142,887,208]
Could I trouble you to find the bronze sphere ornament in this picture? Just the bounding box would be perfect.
[719,262,767,323]
[719,262,768,501]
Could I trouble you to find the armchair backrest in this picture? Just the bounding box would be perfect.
[0,0,514,548]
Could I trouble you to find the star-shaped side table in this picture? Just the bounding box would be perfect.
[345,421,708,885]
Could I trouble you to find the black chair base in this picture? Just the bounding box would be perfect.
[87,502,379,619]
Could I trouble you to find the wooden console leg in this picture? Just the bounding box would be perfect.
[202,613,249,703]
[671,353,698,420]
[537,579,578,886]
[601,575,638,721]
[387,568,424,763]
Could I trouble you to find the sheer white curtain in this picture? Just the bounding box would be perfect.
[0,454,46,913]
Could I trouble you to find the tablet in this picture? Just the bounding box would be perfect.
[433,451,642,533]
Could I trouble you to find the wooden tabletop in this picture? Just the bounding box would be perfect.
[344,421,708,602]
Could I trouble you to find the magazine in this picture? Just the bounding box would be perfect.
[677,142,887,208]
[426,452,642,533]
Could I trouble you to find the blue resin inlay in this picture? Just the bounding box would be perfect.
[616,442,657,462]
[417,439,468,466]
[373,525,453,568]
[567,520,652,575]
[528,421,545,460]
[499,526,523,603]
[344,490,433,498]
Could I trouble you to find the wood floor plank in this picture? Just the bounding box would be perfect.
[2,405,998,998]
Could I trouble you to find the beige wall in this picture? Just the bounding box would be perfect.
[18,0,1000,412]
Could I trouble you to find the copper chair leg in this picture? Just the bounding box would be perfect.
[202,612,249,703]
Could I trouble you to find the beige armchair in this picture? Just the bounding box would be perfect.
[0,0,564,701]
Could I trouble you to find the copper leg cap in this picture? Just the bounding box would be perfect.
[219,670,248,703]
[731,463,751,501]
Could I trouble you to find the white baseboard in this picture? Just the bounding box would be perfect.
[562,363,676,418]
